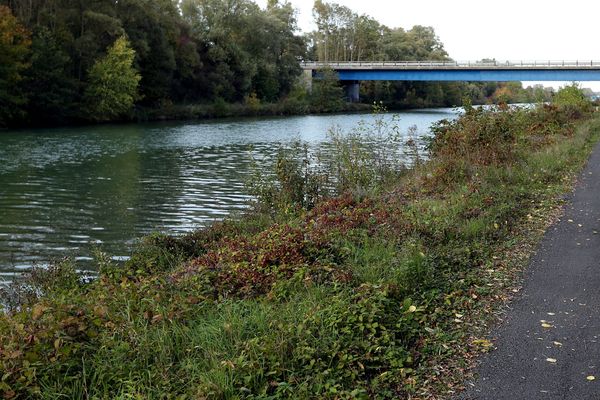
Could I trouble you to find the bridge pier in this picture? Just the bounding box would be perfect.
[343,80,360,103]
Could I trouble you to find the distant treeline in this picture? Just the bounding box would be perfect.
[0,0,554,128]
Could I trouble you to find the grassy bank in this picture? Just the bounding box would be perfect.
[1,99,599,399]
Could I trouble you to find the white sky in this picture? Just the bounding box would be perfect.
[257,0,600,90]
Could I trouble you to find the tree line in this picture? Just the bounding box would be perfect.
[0,0,554,128]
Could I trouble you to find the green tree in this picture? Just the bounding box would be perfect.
[310,68,344,111]
[0,5,30,126]
[117,0,179,105]
[24,27,78,124]
[553,83,592,109]
[84,36,141,121]
[180,0,303,103]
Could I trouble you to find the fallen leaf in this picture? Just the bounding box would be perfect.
[31,304,47,320]
[472,339,493,348]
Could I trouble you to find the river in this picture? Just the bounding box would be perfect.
[0,108,459,281]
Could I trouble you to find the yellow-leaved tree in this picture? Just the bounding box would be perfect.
[84,36,141,122]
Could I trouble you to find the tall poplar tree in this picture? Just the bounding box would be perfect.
[84,36,141,121]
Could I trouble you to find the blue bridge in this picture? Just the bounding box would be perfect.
[302,60,600,102]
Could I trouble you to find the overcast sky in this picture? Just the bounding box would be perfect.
[256,0,600,90]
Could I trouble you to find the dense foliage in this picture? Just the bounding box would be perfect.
[0,0,555,128]
[0,0,307,126]
[1,90,596,398]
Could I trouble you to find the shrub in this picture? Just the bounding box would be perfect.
[247,105,409,214]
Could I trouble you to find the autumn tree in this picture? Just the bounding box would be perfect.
[0,5,30,126]
[84,36,141,121]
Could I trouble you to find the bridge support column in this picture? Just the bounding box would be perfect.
[343,81,360,103]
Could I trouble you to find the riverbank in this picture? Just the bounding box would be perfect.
[138,99,372,122]
[1,100,598,398]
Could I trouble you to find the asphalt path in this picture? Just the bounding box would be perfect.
[460,144,600,399]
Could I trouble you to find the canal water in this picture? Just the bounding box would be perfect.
[0,108,459,281]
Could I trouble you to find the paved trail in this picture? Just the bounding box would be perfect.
[461,144,600,399]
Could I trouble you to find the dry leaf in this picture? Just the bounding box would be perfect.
[31,304,47,320]
[473,339,493,348]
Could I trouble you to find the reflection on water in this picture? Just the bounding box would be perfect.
[0,109,458,280]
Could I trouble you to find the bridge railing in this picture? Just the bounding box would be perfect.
[301,60,600,69]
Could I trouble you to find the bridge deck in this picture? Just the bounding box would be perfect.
[302,61,600,71]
